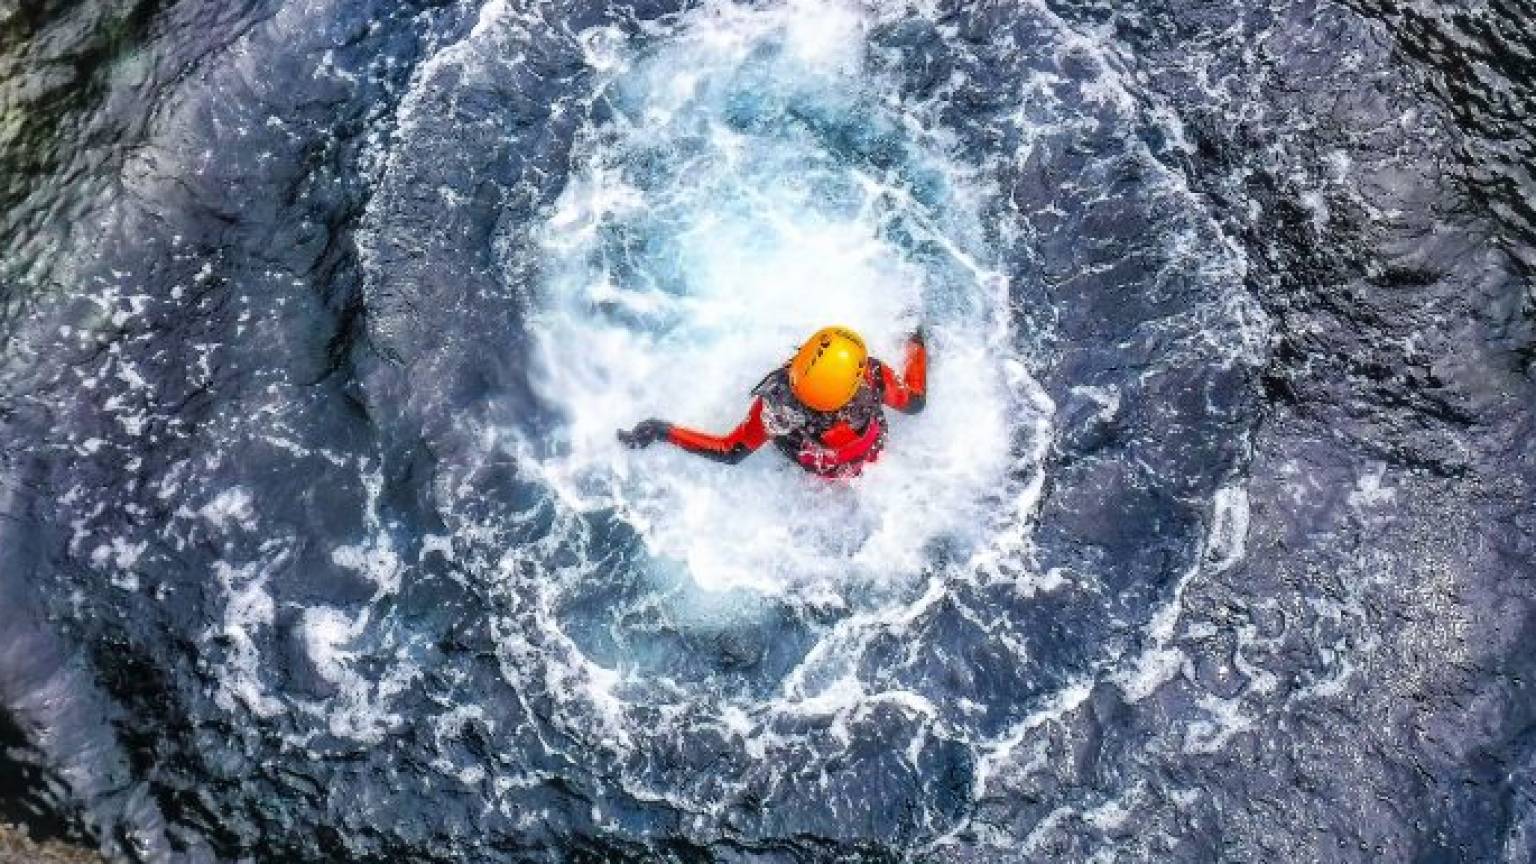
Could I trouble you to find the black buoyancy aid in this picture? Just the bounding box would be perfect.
[752,367,887,476]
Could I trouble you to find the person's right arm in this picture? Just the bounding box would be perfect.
[617,398,770,465]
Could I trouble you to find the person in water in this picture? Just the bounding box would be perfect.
[617,325,927,477]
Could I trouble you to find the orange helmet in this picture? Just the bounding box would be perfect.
[789,326,867,412]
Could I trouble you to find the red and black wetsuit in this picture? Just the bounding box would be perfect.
[665,334,928,477]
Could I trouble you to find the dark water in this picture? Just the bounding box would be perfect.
[1,0,1533,861]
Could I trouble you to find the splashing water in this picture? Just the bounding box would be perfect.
[520,0,1049,599]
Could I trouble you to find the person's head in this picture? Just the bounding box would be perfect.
[789,326,867,412]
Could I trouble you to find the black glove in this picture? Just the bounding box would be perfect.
[911,325,926,346]
[617,419,671,449]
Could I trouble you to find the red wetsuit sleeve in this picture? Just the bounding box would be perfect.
[665,397,770,464]
[873,336,928,414]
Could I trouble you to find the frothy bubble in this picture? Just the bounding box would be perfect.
[517,0,1045,602]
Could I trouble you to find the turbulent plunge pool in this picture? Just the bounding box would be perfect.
[1,0,1534,861]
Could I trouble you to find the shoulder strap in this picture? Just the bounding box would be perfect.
[864,358,887,396]
[751,365,787,397]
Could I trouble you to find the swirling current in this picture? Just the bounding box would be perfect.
[1,0,1533,861]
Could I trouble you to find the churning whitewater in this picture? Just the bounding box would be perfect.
[1,0,1533,861]
[527,1,1043,597]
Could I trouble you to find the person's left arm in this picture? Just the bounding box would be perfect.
[868,329,927,414]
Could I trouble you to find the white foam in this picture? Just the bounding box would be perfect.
[200,487,256,533]
[973,677,1093,795]
[519,0,1044,601]
[299,606,413,743]
[1206,484,1251,572]
[1111,645,1187,704]
[1300,189,1330,232]
[331,541,403,596]
[1347,462,1396,509]
[330,463,404,597]
[1183,693,1254,753]
[303,606,365,685]
[208,559,283,717]
[91,536,146,572]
